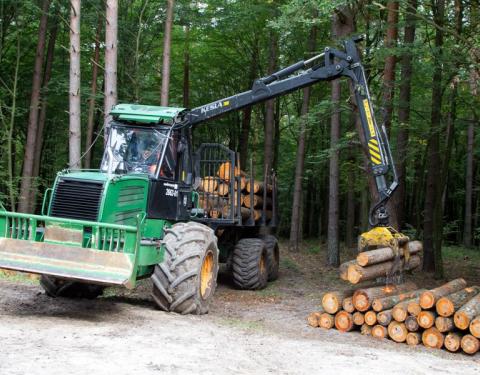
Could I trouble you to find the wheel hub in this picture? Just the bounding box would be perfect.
[200,250,214,299]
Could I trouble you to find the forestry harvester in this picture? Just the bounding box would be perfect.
[0,37,408,314]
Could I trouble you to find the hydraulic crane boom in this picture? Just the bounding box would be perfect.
[187,36,397,229]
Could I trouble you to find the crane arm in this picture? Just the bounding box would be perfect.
[187,36,397,227]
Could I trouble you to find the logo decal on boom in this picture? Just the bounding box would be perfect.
[200,100,230,114]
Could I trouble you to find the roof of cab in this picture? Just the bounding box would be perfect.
[110,103,186,124]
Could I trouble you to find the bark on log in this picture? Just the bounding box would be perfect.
[342,297,355,313]
[246,180,272,194]
[353,282,417,312]
[322,290,355,314]
[361,323,372,336]
[405,315,419,332]
[417,311,437,329]
[420,278,467,309]
[392,297,421,322]
[356,240,423,267]
[244,194,272,209]
[377,309,393,326]
[339,260,356,281]
[388,321,408,342]
[435,316,454,333]
[307,312,321,327]
[364,311,377,326]
[335,311,354,332]
[470,315,480,338]
[436,286,480,317]
[453,293,480,330]
[422,327,444,349]
[319,313,335,329]
[461,334,480,355]
[371,325,388,339]
[222,206,250,220]
[372,288,426,312]
[347,255,421,284]
[407,301,422,316]
[444,332,461,352]
[406,332,422,346]
[217,162,242,181]
[353,312,365,326]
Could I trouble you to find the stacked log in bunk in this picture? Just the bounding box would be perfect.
[338,241,423,284]
[198,162,273,221]
[307,277,480,355]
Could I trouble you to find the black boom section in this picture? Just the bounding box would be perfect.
[50,178,104,221]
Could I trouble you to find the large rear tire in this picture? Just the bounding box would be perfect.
[151,222,219,315]
[232,238,268,290]
[262,235,279,281]
[40,276,104,299]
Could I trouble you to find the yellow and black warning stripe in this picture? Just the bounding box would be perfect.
[368,138,382,165]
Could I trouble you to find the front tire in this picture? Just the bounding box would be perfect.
[232,238,268,290]
[151,222,219,315]
[40,276,104,299]
[262,235,280,281]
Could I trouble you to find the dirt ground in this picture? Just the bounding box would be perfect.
[0,242,479,375]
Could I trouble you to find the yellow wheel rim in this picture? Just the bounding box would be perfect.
[200,250,214,299]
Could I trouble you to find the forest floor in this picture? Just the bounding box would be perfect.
[0,242,479,375]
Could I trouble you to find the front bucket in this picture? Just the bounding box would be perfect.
[0,238,135,287]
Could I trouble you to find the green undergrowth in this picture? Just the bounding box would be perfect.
[0,270,39,285]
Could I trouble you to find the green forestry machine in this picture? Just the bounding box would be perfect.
[0,37,405,314]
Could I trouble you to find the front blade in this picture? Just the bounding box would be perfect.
[0,238,135,287]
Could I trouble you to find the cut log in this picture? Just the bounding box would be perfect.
[417,311,437,329]
[198,194,226,210]
[221,206,250,220]
[436,286,480,317]
[322,290,355,314]
[353,312,365,326]
[392,297,421,322]
[422,327,444,349]
[372,288,426,312]
[339,260,357,281]
[216,182,230,196]
[388,321,408,343]
[377,309,393,326]
[364,311,377,326]
[217,162,242,181]
[405,315,419,332]
[406,332,422,346]
[209,210,221,219]
[244,194,272,209]
[347,255,421,284]
[199,177,218,193]
[307,312,321,327]
[319,313,335,329]
[420,278,467,309]
[453,293,480,330]
[435,316,455,333]
[246,180,272,194]
[237,176,247,191]
[335,311,354,332]
[470,315,480,338]
[356,240,423,267]
[360,324,372,336]
[444,332,462,352]
[406,301,422,317]
[352,282,417,312]
[371,324,388,339]
[460,334,480,355]
[342,297,355,313]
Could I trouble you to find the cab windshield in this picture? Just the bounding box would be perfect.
[101,124,169,176]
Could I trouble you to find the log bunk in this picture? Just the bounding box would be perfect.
[307,277,480,355]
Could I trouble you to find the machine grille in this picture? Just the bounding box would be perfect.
[50,178,104,221]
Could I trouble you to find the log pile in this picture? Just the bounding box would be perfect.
[339,241,423,284]
[307,278,480,355]
[197,162,273,221]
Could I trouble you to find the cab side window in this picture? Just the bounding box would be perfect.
[160,132,178,180]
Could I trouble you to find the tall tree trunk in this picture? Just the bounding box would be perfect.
[464,119,476,247]
[17,0,50,213]
[289,26,317,252]
[160,0,174,106]
[30,16,59,212]
[84,15,102,169]
[327,7,354,265]
[264,31,278,173]
[183,25,189,108]
[393,0,417,229]
[104,0,118,131]
[69,0,81,169]
[273,97,281,171]
[423,0,445,274]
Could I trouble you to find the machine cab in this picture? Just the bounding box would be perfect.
[104,104,194,221]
